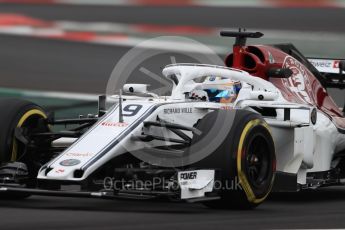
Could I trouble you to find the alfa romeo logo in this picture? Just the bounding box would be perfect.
[60,159,81,166]
[282,56,314,104]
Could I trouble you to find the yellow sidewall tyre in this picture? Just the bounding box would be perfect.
[0,98,48,200]
[188,110,276,209]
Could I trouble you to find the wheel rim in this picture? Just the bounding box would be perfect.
[245,134,270,188]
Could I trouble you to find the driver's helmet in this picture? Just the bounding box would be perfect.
[204,76,242,103]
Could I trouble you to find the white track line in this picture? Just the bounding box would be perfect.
[55,0,345,8]
[0,87,99,101]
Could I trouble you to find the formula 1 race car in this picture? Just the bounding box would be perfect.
[0,30,345,209]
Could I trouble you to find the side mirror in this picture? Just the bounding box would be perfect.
[123,84,149,94]
[339,60,345,75]
[267,68,293,78]
[98,95,107,117]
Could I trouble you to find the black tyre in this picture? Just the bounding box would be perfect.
[188,109,276,209]
[0,98,49,199]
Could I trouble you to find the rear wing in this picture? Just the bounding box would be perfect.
[307,58,345,89]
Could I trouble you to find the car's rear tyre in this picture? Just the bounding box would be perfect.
[0,98,49,199]
[188,109,276,209]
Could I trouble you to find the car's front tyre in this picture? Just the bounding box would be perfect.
[188,109,276,209]
[0,98,49,199]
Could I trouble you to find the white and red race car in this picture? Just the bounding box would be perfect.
[0,30,344,209]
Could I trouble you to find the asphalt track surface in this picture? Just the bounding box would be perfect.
[0,5,345,91]
[2,188,345,229]
[1,4,345,32]
[0,4,345,104]
[1,4,345,229]
[0,188,344,230]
